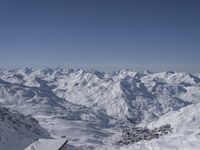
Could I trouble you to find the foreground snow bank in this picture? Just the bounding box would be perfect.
[24,138,68,150]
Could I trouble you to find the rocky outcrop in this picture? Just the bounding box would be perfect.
[117,124,173,145]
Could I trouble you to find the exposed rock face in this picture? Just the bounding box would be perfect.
[117,124,173,145]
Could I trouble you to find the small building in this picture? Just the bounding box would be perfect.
[24,138,68,150]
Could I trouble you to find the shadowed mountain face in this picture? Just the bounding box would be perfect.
[0,105,50,150]
[0,68,200,149]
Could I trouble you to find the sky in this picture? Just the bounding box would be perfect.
[0,0,200,72]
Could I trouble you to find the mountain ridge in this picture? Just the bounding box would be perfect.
[0,68,200,149]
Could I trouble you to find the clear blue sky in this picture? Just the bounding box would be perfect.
[0,0,200,72]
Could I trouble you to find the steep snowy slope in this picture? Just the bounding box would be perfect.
[115,103,200,150]
[0,105,50,150]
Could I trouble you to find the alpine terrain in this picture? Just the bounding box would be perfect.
[0,68,200,150]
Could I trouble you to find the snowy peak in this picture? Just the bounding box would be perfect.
[0,68,200,123]
[0,68,200,149]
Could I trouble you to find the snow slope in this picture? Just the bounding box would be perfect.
[116,103,200,150]
[0,68,200,149]
[0,105,50,150]
[24,138,68,150]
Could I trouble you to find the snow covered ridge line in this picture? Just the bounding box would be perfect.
[0,68,200,122]
[0,68,200,149]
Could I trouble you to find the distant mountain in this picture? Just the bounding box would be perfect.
[1,68,199,122]
[0,68,200,149]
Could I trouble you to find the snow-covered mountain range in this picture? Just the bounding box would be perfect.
[0,68,200,149]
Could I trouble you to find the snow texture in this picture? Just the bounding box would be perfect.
[24,138,68,150]
[0,68,200,149]
[0,105,50,150]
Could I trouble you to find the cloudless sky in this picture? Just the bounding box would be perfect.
[0,0,200,72]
